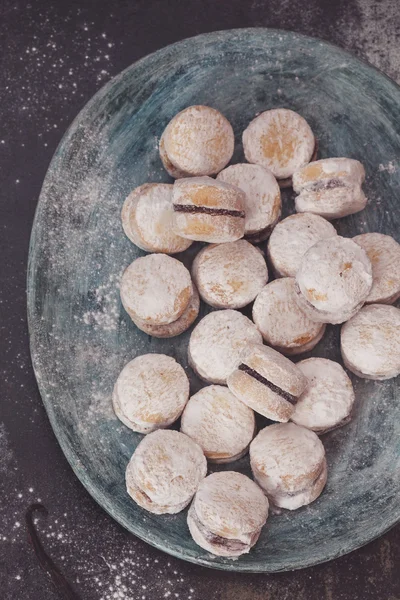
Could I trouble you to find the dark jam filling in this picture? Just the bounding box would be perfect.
[173,204,245,218]
[238,364,297,405]
[307,178,348,192]
[191,508,254,552]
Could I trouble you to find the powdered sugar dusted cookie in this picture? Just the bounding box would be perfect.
[187,471,268,557]
[250,423,327,510]
[293,158,367,219]
[295,236,373,324]
[172,176,246,243]
[181,385,255,463]
[267,213,337,278]
[341,304,400,380]
[113,354,189,433]
[253,279,325,355]
[188,310,262,384]
[120,254,192,326]
[126,430,207,515]
[121,183,192,254]
[192,240,268,309]
[161,105,234,177]
[132,285,200,338]
[291,358,355,434]
[353,233,400,304]
[227,344,308,422]
[242,109,315,185]
[217,163,281,242]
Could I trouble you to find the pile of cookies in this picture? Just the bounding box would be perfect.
[113,105,400,558]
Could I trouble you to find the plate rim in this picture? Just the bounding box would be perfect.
[27,27,400,572]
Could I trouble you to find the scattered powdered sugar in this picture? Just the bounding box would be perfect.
[86,390,116,422]
[81,270,124,332]
[0,5,121,154]
[378,161,397,174]
[0,423,13,473]
[0,489,200,599]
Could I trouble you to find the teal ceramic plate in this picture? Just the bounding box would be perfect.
[27,29,400,572]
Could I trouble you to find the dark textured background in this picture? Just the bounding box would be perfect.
[1,1,399,599]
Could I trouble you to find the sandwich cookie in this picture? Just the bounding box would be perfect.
[294,236,373,324]
[187,471,268,557]
[227,344,308,422]
[131,284,200,338]
[113,354,189,433]
[172,176,246,243]
[160,105,234,177]
[293,157,367,219]
[341,304,400,380]
[192,240,268,309]
[242,109,315,186]
[121,183,192,254]
[217,163,281,242]
[267,213,337,278]
[126,429,207,515]
[250,422,327,510]
[120,254,192,325]
[291,358,355,434]
[188,310,262,385]
[253,278,326,355]
[180,385,255,463]
[353,233,400,304]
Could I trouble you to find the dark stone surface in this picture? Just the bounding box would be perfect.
[0,1,399,599]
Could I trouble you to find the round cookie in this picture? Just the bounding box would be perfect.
[227,343,308,423]
[250,422,327,510]
[242,108,315,184]
[341,304,400,380]
[253,278,326,355]
[353,233,400,304]
[187,471,268,557]
[192,240,268,309]
[172,176,246,243]
[217,163,281,242]
[293,158,367,219]
[291,358,355,434]
[121,183,192,254]
[267,213,337,278]
[126,429,207,515]
[120,254,193,326]
[294,236,373,324]
[113,354,189,433]
[180,385,255,463]
[161,105,234,177]
[132,284,200,338]
[188,310,262,385]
